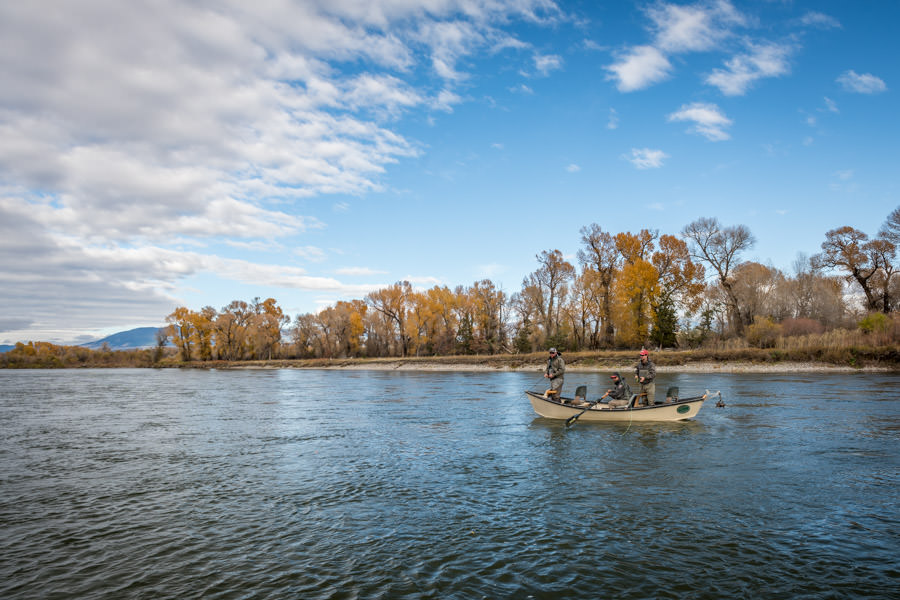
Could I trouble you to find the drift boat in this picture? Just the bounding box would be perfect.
[525,388,718,423]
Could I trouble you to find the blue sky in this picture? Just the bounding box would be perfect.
[0,0,896,345]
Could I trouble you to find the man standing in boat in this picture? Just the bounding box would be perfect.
[544,347,565,399]
[634,348,656,406]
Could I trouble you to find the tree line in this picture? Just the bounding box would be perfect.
[155,209,900,362]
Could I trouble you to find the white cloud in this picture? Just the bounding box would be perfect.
[533,53,563,76]
[431,88,463,112]
[509,83,535,94]
[0,0,565,342]
[667,102,732,141]
[705,41,792,95]
[624,148,668,169]
[606,45,672,92]
[647,0,745,53]
[606,0,748,92]
[799,12,841,30]
[823,97,839,113]
[837,70,887,94]
[294,246,327,262]
[607,108,619,130]
[566,164,581,173]
[336,267,388,276]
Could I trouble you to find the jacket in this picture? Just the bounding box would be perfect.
[546,354,565,380]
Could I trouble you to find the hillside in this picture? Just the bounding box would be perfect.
[81,326,168,350]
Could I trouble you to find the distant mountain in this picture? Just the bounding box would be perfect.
[81,326,170,350]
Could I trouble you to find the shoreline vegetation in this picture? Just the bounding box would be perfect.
[3,345,898,372]
[190,348,900,373]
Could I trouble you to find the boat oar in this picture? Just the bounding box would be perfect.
[565,392,608,428]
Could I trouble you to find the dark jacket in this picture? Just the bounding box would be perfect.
[635,358,656,383]
[608,372,632,399]
[546,354,565,380]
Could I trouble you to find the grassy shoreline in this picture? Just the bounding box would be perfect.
[177,347,900,373]
[4,346,898,371]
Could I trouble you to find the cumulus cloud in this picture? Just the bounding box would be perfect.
[705,41,792,95]
[667,102,733,141]
[294,246,328,262]
[837,70,887,94]
[0,0,561,342]
[533,53,563,76]
[509,83,535,94]
[647,0,745,53]
[606,45,672,92]
[799,12,841,30]
[605,0,747,92]
[624,148,669,169]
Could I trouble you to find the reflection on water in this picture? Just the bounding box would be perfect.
[1,368,898,599]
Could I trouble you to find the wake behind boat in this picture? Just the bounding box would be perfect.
[525,388,718,423]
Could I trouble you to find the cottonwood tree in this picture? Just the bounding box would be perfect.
[731,262,788,324]
[468,279,508,354]
[166,306,195,361]
[422,286,460,355]
[650,234,706,347]
[879,206,900,244]
[191,306,217,360]
[366,281,414,356]
[291,313,322,357]
[866,239,897,313]
[682,217,756,335]
[524,249,575,343]
[217,300,252,360]
[613,230,659,346]
[812,226,884,312]
[577,224,620,347]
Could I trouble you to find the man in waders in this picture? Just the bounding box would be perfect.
[634,348,656,406]
[544,347,565,401]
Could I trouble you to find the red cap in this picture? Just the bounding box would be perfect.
[640,349,649,356]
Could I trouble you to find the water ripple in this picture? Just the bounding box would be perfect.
[1,369,898,598]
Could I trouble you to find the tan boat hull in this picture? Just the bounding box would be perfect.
[526,390,705,422]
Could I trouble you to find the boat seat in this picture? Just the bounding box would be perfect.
[574,385,587,404]
[665,386,679,403]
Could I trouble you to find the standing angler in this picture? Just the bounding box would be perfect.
[544,347,565,400]
[634,349,656,406]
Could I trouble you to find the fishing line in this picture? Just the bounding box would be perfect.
[621,403,634,435]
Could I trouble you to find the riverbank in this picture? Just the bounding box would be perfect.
[5,346,898,371]
[204,347,900,373]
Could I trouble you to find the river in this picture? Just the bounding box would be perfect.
[1,368,898,599]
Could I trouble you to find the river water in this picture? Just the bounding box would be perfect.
[1,368,898,599]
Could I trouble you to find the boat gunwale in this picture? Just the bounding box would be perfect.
[524,389,706,411]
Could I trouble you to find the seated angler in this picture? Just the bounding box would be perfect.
[606,372,632,408]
